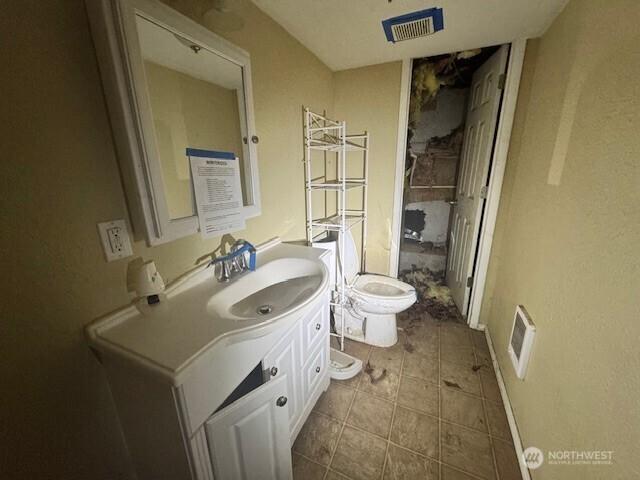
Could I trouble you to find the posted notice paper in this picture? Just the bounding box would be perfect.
[187,148,245,238]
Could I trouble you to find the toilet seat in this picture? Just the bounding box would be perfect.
[332,231,417,316]
[350,274,416,315]
[352,274,415,300]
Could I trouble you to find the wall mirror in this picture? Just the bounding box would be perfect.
[87,0,261,245]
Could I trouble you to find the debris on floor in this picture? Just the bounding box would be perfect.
[399,266,464,323]
[364,361,387,384]
[443,380,461,389]
[402,341,415,353]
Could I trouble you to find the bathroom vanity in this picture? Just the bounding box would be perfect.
[85,1,332,477]
[86,240,331,480]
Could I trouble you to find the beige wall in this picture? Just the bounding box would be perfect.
[0,0,403,477]
[333,62,402,274]
[0,0,335,477]
[8,0,639,478]
[480,1,640,478]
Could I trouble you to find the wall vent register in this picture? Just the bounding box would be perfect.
[508,305,536,379]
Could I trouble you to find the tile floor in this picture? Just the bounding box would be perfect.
[292,314,521,480]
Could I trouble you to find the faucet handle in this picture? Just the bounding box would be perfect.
[230,239,255,272]
[231,238,247,251]
[214,259,232,282]
[230,254,246,273]
[235,252,248,271]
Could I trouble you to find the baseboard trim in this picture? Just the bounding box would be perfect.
[482,326,532,480]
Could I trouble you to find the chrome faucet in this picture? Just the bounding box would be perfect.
[230,239,249,272]
[209,239,256,282]
[212,256,232,282]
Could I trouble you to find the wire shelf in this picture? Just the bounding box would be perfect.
[304,108,369,355]
[306,139,366,152]
[308,180,366,190]
[310,214,364,231]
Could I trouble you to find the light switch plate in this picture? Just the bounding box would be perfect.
[97,219,133,262]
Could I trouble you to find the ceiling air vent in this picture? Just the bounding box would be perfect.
[508,305,536,379]
[382,7,444,43]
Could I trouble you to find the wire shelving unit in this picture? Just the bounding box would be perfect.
[304,108,369,352]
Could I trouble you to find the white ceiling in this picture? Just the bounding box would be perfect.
[252,0,568,71]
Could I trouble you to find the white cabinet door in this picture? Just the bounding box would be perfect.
[302,306,328,354]
[205,375,292,480]
[303,343,328,400]
[263,324,303,433]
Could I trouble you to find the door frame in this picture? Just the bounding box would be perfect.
[389,57,412,279]
[388,39,527,329]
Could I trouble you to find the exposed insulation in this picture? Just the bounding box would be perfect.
[399,267,464,324]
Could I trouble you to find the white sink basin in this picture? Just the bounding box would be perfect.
[208,258,325,320]
[86,240,330,383]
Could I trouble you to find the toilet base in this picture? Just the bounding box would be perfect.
[335,306,398,348]
[363,313,398,347]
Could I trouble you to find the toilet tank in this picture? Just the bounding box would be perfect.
[311,233,337,292]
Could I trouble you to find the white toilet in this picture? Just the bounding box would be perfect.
[322,230,417,347]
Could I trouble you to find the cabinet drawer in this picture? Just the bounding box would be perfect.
[303,342,327,399]
[303,305,327,354]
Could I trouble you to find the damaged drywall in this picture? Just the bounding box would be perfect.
[400,87,467,272]
[410,124,464,191]
[400,47,498,301]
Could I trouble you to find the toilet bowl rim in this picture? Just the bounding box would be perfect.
[350,273,417,303]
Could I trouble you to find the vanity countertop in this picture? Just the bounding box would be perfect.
[86,239,329,385]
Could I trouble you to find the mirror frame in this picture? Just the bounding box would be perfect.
[87,0,261,245]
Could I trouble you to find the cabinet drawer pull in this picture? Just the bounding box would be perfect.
[315,366,321,373]
[276,396,287,407]
[270,366,278,377]
[315,323,321,330]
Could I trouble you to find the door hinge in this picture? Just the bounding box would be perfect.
[479,185,488,199]
[497,73,506,90]
[467,276,474,287]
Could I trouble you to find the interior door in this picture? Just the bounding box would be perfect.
[447,45,509,315]
[205,375,292,480]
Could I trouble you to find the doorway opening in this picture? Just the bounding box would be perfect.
[397,45,508,325]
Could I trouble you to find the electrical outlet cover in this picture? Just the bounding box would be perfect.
[97,219,133,262]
